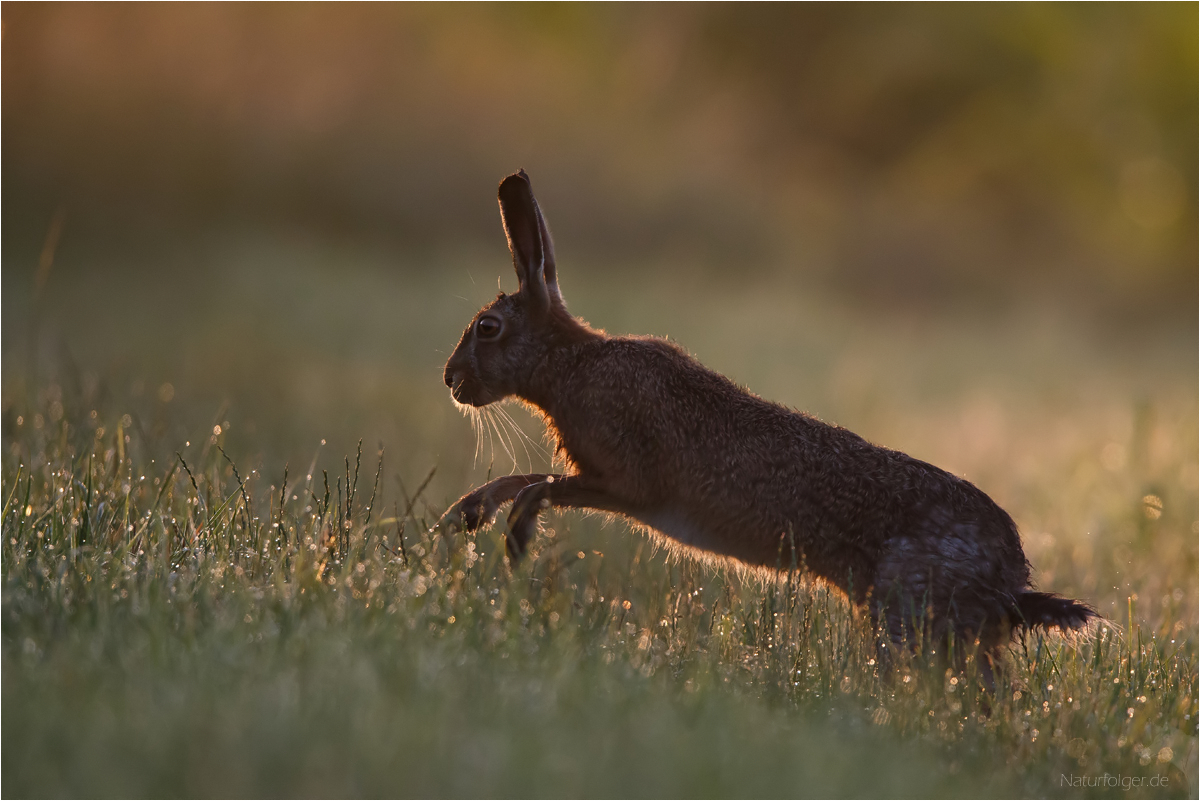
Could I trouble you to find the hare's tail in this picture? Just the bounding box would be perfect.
[1014,591,1097,632]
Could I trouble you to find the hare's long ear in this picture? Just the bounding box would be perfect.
[498,170,563,311]
[531,197,563,306]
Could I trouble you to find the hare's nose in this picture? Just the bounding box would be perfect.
[443,367,456,388]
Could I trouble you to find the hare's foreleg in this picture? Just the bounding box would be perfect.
[506,476,628,561]
[449,474,558,532]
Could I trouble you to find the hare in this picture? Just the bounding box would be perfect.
[443,170,1095,683]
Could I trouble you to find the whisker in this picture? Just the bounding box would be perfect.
[495,405,545,470]
[509,406,551,459]
[499,405,548,458]
[471,407,484,466]
[484,407,517,470]
[491,407,523,471]
[481,408,502,468]
[483,407,497,467]
[492,408,529,473]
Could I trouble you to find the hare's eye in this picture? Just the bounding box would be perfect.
[476,316,503,340]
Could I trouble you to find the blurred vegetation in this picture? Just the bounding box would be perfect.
[2,391,1196,796]
[3,4,1197,317]
[2,248,1196,795]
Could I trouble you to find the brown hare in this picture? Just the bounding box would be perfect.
[443,170,1095,685]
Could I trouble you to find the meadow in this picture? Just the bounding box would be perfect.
[2,236,1197,797]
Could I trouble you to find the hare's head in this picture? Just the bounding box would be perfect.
[444,171,573,408]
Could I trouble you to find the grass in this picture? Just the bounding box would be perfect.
[2,240,1197,796]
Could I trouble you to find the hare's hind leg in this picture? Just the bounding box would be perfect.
[447,474,556,533]
[506,476,629,562]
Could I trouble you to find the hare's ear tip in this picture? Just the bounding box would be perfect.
[499,170,532,190]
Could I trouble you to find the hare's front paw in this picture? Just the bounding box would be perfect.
[448,488,501,533]
[505,483,551,562]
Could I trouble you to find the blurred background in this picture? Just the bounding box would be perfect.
[2,4,1196,616]
[4,4,1196,311]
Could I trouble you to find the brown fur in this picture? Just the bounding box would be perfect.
[443,170,1096,678]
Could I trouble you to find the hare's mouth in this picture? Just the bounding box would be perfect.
[448,374,490,408]
[448,377,471,405]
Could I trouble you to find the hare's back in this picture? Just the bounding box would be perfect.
[569,336,940,506]
[560,337,1025,576]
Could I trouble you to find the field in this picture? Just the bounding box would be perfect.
[2,236,1196,798]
